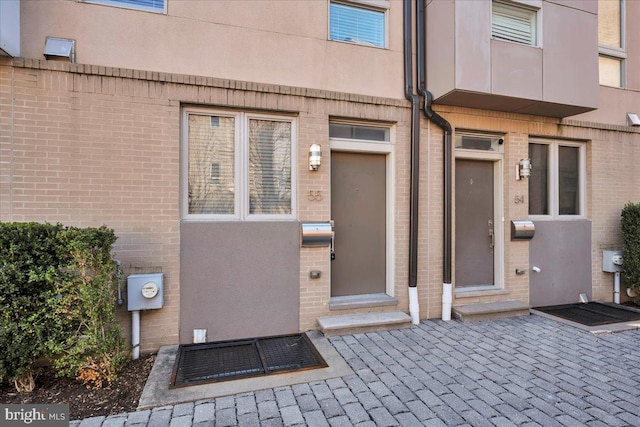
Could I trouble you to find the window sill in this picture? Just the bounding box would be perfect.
[528,215,588,221]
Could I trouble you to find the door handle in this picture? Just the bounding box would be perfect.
[488,220,494,250]
[330,220,335,260]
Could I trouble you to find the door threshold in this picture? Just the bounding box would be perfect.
[455,286,509,298]
[329,293,398,311]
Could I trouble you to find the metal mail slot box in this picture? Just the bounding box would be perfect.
[301,222,333,247]
[511,220,535,241]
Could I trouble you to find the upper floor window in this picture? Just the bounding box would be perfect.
[183,109,296,221]
[329,1,387,48]
[598,0,625,87]
[492,1,538,46]
[529,140,585,218]
[83,0,165,13]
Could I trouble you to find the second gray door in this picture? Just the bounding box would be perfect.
[331,151,386,297]
[455,159,494,287]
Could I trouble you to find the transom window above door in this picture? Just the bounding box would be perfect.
[329,122,390,142]
[455,133,504,152]
[182,108,297,221]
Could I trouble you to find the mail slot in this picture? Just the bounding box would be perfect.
[511,220,535,241]
[301,222,333,247]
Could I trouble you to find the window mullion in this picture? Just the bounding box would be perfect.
[579,145,587,216]
[550,144,559,217]
[236,113,246,220]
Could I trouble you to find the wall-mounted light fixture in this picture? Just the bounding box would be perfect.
[43,37,75,62]
[309,144,322,171]
[516,158,531,180]
[627,113,640,127]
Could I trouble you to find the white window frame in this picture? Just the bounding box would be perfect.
[528,139,586,220]
[181,107,297,222]
[82,0,166,14]
[491,1,540,47]
[328,0,389,49]
[454,131,506,293]
[598,0,626,88]
[329,120,395,297]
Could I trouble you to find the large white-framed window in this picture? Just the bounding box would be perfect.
[598,0,625,88]
[182,108,297,221]
[329,0,388,48]
[492,1,539,47]
[82,0,165,13]
[528,140,586,218]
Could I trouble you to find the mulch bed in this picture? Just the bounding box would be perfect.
[0,353,156,421]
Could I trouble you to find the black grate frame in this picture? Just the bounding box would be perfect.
[535,302,640,326]
[171,333,327,388]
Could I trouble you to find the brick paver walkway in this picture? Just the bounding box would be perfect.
[71,316,640,426]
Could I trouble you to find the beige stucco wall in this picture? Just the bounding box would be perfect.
[20,0,404,100]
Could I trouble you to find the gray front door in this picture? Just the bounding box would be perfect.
[455,159,494,287]
[331,151,386,297]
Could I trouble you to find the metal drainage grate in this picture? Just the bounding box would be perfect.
[170,333,327,388]
[535,302,640,326]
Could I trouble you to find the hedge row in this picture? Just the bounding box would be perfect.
[0,222,126,391]
[622,202,640,292]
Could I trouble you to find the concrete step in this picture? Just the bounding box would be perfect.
[453,300,531,322]
[317,311,412,336]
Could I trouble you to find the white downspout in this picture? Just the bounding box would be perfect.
[614,272,621,304]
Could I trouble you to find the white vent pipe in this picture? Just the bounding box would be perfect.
[442,283,452,321]
[409,287,420,325]
[131,310,140,360]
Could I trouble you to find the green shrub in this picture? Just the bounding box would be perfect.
[0,222,126,391]
[52,226,127,388]
[621,202,640,292]
[0,223,69,391]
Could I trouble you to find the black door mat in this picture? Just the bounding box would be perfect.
[170,333,328,388]
[534,302,640,326]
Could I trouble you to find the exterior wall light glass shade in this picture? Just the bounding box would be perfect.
[309,144,322,171]
[44,37,75,62]
[516,158,531,180]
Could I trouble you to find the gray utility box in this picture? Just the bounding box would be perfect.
[603,250,624,273]
[127,273,164,311]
